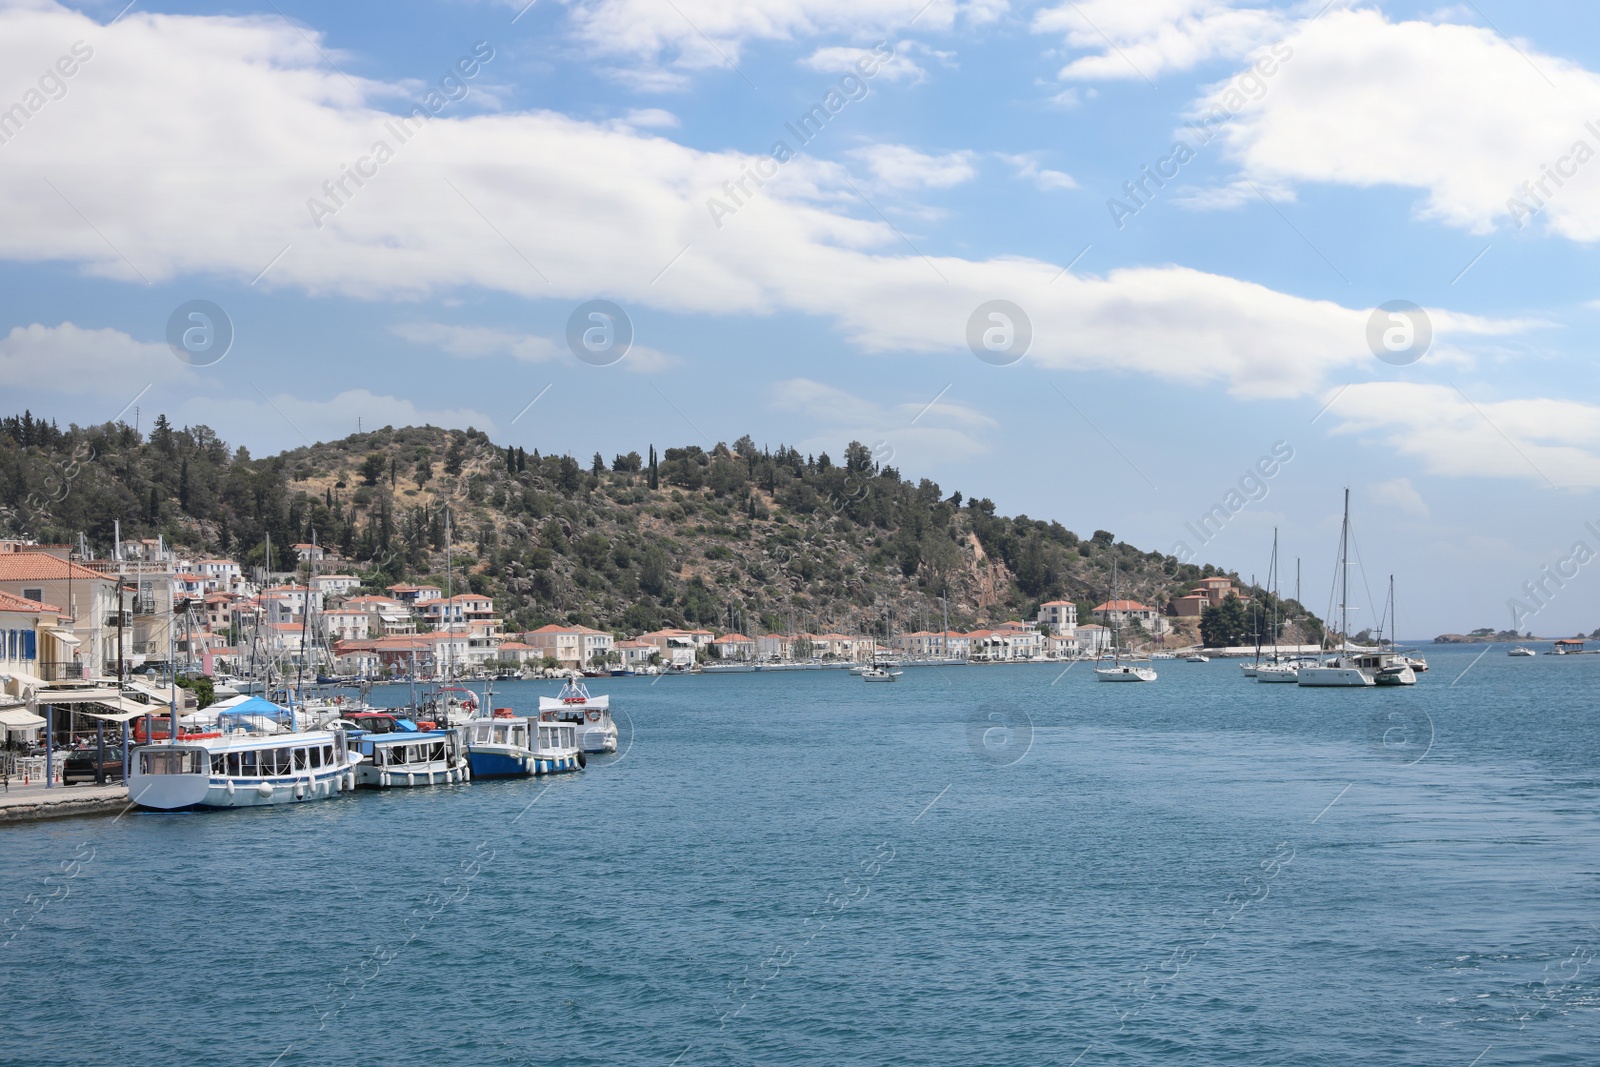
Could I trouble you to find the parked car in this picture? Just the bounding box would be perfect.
[63,750,124,784]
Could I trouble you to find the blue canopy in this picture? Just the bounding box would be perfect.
[216,696,295,727]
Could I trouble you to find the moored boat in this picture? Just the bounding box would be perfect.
[537,678,618,753]
[341,710,468,788]
[465,710,584,778]
[128,696,360,811]
[861,667,902,682]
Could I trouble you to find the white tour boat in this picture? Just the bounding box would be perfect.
[465,711,584,778]
[341,710,469,788]
[537,678,618,753]
[128,696,361,811]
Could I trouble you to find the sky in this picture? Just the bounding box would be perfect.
[3,0,1600,637]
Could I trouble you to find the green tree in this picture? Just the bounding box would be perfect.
[361,452,386,486]
[1200,594,1252,648]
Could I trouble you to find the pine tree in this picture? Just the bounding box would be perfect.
[647,445,658,490]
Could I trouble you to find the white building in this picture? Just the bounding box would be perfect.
[1036,600,1078,636]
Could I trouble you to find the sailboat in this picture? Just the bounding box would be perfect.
[1240,574,1261,677]
[1095,560,1157,682]
[1372,575,1417,686]
[1509,605,1536,657]
[1298,490,1412,688]
[862,603,903,681]
[1256,529,1301,683]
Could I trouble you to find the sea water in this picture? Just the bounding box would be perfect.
[4,645,1597,1065]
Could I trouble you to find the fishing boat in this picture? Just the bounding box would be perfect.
[537,678,618,753]
[341,710,468,788]
[127,695,361,811]
[1095,560,1157,682]
[464,710,584,778]
[1185,653,1209,663]
[861,666,902,682]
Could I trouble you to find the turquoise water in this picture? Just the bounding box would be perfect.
[5,646,1598,1065]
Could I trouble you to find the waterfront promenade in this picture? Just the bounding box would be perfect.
[0,781,129,823]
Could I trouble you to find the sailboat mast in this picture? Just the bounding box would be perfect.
[1340,488,1350,653]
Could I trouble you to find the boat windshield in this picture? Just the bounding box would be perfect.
[139,749,203,775]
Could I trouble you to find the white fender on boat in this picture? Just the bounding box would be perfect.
[226,780,236,798]
[256,782,273,799]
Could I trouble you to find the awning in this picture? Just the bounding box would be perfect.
[45,628,81,646]
[1,670,47,691]
[0,708,47,729]
[34,687,125,705]
[82,708,155,723]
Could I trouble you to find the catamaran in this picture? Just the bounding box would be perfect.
[1095,560,1157,682]
[128,695,361,810]
[1298,491,1414,688]
[537,678,618,753]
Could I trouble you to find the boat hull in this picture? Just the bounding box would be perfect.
[577,723,618,753]
[1297,667,1374,687]
[130,758,360,811]
[1373,665,1417,686]
[1255,666,1301,683]
[466,746,584,778]
[1095,668,1157,682]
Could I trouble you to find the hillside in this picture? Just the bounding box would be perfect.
[0,412,1321,645]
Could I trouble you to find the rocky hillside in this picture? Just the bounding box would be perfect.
[1,412,1320,641]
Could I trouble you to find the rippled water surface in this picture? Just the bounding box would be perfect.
[6,646,1599,1065]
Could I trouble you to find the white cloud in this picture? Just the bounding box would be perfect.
[0,3,1532,407]
[1032,0,1288,81]
[0,322,190,396]
[566,0,999,75]
[1207,8,1600,241]
[998,153,1076,191]
[620,108,680,128]
[390,322,559,363]
[1327,383,1600,490]
[848,143,977,189]
[1371,476,1429,517]
[770,377,995,461]
[173,389,497,453]
[801,43,928,83]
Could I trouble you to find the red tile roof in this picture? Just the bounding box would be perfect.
[0,589,60,613]
[0,553,109,583]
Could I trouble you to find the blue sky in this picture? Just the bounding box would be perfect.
[4,0,1600,636]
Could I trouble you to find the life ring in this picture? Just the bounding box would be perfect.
[586,710,600,723]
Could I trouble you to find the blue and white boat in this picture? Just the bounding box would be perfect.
[464,711,584,779]
[128,696,361,811]
[340,710,469,789]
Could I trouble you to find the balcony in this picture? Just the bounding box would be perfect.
[36,661,89,682]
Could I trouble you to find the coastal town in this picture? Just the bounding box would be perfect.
[0,538,1260,700]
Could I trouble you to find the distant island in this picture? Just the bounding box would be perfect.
[1434,628,1600,644]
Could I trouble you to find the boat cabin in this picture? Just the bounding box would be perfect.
[470,718,530,749]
